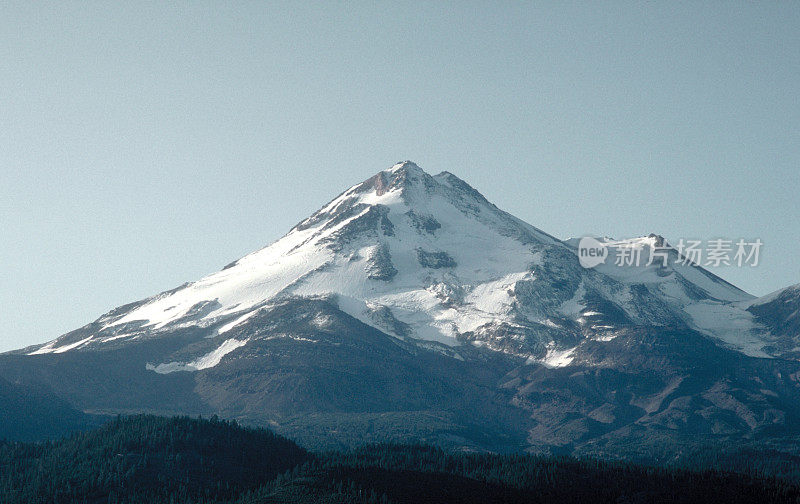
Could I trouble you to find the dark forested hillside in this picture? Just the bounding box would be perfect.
[0,415,307,504]
[0,376,100,442]
[0,415,798,503]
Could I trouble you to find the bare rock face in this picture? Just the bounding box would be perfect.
[365,244,397,281]
[406,210,441,234]
[416,248,457,269]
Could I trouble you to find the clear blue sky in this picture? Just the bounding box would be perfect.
[2,2,798,351]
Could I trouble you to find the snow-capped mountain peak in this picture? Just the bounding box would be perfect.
[24,161,788,366]
[95,162,560,345]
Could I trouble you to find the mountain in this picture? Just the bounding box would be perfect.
[12,162,766,361]
[2,161,799,458]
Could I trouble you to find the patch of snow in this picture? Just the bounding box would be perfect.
[532,346,577,368]
[310,313,333,329]
[27,342,56,355]
[101,333,138,343]
[217,309,260,335]
[146,338,249,374]
[29,336,93,355]
[559,282,586,317]
[288,335,318,343]
[683,301,771,358]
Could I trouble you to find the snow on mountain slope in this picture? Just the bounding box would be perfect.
[24,161,786,367]
[98,162,561,347]
[562,235,767,356]
[742,284,800,358]
[745,283,800,311]
[588,235,751,302]
[145,337,250,374]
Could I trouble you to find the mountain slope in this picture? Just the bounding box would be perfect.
[0,377,100,441]
[0,415,308,503]
[746,284,800,358]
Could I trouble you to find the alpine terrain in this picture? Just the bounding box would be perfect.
[3,161,800,461]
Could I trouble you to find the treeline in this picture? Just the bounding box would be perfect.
[260,444,799,504]
[0,415,307,504]
[670,439,800,483]
[0,415,798,503]
[0,377,100,442]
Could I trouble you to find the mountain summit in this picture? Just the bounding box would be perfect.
[5,161,800,454]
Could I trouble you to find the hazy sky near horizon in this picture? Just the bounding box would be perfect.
[1,2,798,351]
